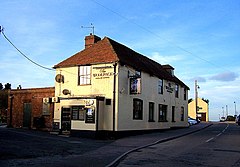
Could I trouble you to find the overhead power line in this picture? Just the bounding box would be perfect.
[91,0,232,73]
[0,27,54,71]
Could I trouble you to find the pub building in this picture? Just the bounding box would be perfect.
[51,34,189,138]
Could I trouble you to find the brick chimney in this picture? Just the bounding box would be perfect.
[85,33,101,48]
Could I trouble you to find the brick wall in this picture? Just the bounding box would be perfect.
[7,87,55,130]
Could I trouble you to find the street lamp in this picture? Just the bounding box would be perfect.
[234,101,237,116]
[222,106,224,118]
[226,105,228,117]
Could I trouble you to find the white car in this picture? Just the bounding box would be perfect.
[188,117,198,126]
[220,117,226,122]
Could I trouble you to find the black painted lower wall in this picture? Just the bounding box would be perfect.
[69,128,176,140]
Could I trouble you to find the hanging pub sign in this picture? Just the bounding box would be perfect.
[85,108,95,123]
[130,78,141,94]
[166,82,174,93]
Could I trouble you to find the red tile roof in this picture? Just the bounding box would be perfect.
[54,36,189,89]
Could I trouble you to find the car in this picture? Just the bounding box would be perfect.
[188,117,198,126]
[236,114,240,126]
[220,117,226,122]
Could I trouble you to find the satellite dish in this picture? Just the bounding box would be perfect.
[55,74,64,83]
[62,89,70,95]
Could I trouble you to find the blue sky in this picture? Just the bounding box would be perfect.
[1,0,240,121]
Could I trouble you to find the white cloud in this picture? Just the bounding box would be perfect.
[209,71,239,82]
[149,52,185,65]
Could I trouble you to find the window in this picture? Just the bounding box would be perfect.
[105,99,111,105]
[133,98,143,120]
[72,106,85,121]
[42,102,50,115]
[149,102,155,122]
[158,79,163,94]
[172,106,175,122]
[181,107,184,121]
[159,104,167,122]
[184,88,187,100]
[78,66,91,85]
[175,84,179,98]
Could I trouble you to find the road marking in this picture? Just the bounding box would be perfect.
[206,137,214,143]
[206,123,229,143]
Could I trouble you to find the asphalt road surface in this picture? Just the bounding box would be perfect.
[0,122,239,167]
[118,123,240,167]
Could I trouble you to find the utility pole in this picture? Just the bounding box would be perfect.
[195,80,199,121]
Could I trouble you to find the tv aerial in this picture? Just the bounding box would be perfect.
[81,23,94,35]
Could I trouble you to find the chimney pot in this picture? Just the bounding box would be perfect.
[85,34,101,48]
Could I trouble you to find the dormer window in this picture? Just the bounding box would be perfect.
[162,64,174,76]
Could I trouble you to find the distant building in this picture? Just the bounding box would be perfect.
[7,87,55,130]
[0,90,8,124]
[188,98,209,121]
[51,34,190,138]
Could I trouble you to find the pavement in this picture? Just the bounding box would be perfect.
[50,123,213,167]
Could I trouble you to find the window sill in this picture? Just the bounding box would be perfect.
[78,84,91,86]
[148,120,155,122]
[158,120,168,122]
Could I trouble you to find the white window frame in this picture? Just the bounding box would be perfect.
[78,66,91,85]
[158,79,163,94]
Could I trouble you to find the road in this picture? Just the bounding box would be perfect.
[0,123,239,167]
[118,123,240,167]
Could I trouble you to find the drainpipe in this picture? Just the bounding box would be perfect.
[112,63,117,136]
[96,98,99,135]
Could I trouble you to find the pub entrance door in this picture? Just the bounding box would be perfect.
[61,107,71,134]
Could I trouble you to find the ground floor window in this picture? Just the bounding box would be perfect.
[149,102,155,122]
[71,106,85,121]
[159,104,168,122]
[42,102,50,115]
[181,107,184,121]
[133,98,143,120]
[172,106,175,122]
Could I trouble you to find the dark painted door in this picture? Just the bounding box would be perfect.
[61,107,71,132]
[23,103,32,128]
[200,113,206,121]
